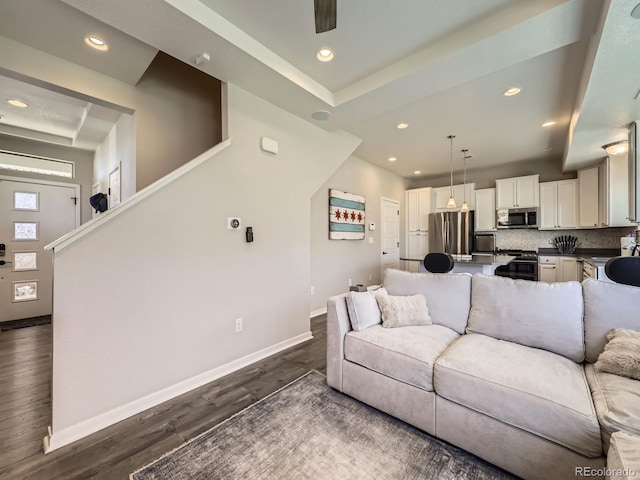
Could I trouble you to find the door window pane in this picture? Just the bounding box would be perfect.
[13,191,39,211]
[13,252,37,271]
[13,222,38,240]
[13,281,38,302]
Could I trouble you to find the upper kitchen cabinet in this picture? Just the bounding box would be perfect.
[475,188,496,231]
[578,166,599,228]
[495,175,539,208]
[434,183,475,212]
[539,180,577,230]
[406,187,432,231]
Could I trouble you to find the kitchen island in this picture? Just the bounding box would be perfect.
[400,254,514,275]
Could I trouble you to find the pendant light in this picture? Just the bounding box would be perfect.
[446,135,457,208]
[460,149,470,213]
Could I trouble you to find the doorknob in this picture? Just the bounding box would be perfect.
[382,251,389,255]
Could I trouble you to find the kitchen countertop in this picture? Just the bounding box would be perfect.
[401,254,515,266]
[537,248,620,266]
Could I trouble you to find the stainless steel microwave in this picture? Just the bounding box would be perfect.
[496,207,538,229]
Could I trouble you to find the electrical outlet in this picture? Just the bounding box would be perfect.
[369,273,372,281]
[310,286,315,295]
[235,318,243,333]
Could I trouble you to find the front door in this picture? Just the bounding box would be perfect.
[381,198,400,279]
[0,177,78,323]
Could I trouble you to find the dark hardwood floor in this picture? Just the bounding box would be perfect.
[0,315,327,479]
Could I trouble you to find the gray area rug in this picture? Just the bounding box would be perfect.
[131,371,516,480]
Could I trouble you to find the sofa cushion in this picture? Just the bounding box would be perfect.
[375,292,431,328]
[607,432,640,480]
[434,333,602,457]
[583,279,640,363]
[595,328,640,381]
[383,269,471,334]
[346,288,388,332]
[585,363,640,451]
[344,324,459,391]
[466,274,584,362]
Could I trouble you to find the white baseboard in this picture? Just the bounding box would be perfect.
[310,307,327,318]
[44,331,313,453]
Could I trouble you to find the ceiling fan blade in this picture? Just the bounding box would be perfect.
[314,0,336,33]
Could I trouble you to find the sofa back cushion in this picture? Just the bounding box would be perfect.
[583,279,640,363]
[383,269,471,334]
[467,274,585,362]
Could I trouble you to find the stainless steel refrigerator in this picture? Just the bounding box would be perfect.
[428,211,475,255]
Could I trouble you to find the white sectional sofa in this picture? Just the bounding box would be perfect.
[326,270,640,480]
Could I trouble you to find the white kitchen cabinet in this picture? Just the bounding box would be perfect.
[495,175,539,208]
[407,231,429,272]
[474,188,496,231]
[539,180,577,229]
[434,183,475,212]
[538,264,558,283]
[558,257,579,282]
[406,187,432,231]
[578,166,599,228]
[538,256,578,283]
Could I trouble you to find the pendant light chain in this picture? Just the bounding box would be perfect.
[449,135,455,198]
[460,148,470,212]
[446,135,457,209]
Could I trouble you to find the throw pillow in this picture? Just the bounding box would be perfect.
[346,288,388,332]
[375,292,431,328]
[595,328,640,381]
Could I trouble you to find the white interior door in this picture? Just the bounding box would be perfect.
[0,177,78,323]
[381,198,400,279]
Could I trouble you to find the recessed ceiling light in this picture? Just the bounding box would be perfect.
[84,35,109,51]
[503,87,521,97]
[388,157,397,162]
[413,170,422,175]
[316,48,334,62]
[7,99,28,108]
[396,123,409,129]
[541,121,556,127]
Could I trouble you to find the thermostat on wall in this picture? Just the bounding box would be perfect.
[369,223,376,231]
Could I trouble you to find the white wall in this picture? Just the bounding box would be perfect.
[310,156,408,313]
[48,84,360,450]
[93,113,136,202]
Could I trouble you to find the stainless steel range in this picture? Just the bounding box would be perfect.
[493,249,538,281]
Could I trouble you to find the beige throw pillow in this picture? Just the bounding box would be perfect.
[595,328,640,381]
[375,292,431,328]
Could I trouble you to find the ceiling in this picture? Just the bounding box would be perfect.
[0,0,638,178]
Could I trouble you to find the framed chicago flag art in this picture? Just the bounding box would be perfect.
[329,189,366,240]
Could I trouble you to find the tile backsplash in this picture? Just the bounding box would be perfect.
[495,227,637,251]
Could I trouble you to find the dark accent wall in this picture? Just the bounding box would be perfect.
[135,52,223,190]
